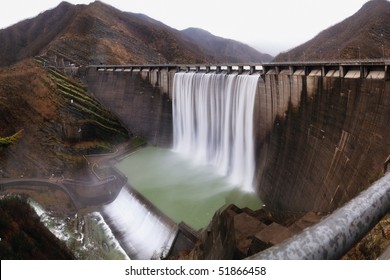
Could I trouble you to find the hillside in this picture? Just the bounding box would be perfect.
[181,28,273,63]
[274,0,390,61]
[0,2,80,67]
[0,1,271,66]
[0,58,128,178]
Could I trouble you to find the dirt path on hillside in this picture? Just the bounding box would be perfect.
[0,141,145,215]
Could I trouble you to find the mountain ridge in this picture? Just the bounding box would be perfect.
[181,27,273,63]
[274,0,390,61]
[0,1,79,66]
[0,1,272,66]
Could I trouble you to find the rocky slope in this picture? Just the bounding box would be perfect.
[0,57,128,178]
[0,1,271,67]
[274,0,390,61]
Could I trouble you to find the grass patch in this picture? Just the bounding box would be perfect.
[0,130,23,148]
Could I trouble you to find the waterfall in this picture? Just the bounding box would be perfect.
[101,188,176,259]
[172,72,259,192]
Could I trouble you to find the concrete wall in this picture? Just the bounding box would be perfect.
[84,69,173,147]
[140,68,176,98]
[256,73,390,217]
[84,67,390,217]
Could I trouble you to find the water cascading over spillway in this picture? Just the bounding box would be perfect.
[101,188,176,259]
[173,72,259,192]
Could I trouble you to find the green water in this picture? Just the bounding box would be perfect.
[117,147,263,230]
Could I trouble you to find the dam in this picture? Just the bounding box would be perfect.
[83,60,390,259]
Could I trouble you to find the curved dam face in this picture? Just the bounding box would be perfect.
[255,72,390,216]
[85,65,390,216]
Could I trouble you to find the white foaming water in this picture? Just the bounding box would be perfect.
[101,188,176,260]
[91,212,130,260]
[28,199,70,242]
[173,72,259,192]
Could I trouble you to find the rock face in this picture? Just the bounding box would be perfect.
[249,223,295,253]
[190,207,236,260]
[178,205,323,260]
[233,212,268,258]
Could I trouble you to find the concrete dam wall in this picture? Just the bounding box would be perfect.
[85,68,174,147]
[255,70,390,216]
[84,63,390,216]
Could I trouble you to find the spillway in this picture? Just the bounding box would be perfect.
[100,188,176,259]
[172,72,259,192]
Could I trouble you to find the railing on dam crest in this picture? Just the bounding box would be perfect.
[89,59,390,80]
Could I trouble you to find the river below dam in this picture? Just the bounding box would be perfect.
[116,147,263,230]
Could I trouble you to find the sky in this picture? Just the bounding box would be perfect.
[0,0,371,56]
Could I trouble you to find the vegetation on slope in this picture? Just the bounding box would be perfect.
[35,56,128,138]
[0,196,74,259]
[0,130,23,150]
[343,214,390,259]
[0,58,128,178]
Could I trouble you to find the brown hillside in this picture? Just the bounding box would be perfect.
[274,0,390,61]
[0,58,128,178]
[0,2,80,67]
[44,1,206,65]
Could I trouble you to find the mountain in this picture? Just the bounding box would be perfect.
[274,0,390,61]
[181,28,273,63]
[0,1,271,66]
[0,2,79,67]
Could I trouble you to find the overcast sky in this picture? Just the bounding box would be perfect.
[0,0,371,56]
